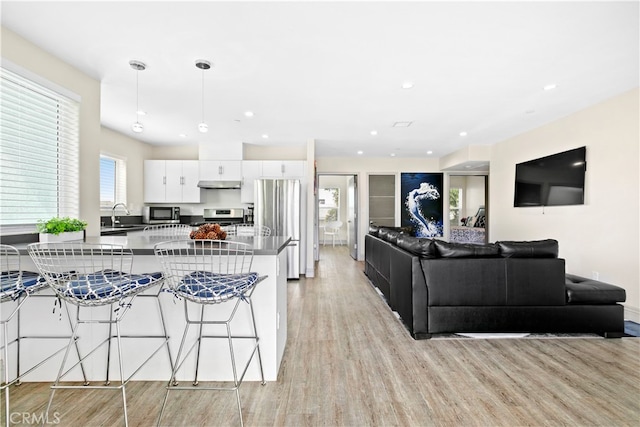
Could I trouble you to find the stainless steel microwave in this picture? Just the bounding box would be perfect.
[142,206,181,224]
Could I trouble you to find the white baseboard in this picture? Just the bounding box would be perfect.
[624,304,640,323]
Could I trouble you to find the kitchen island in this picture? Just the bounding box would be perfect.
[15,234,290,383]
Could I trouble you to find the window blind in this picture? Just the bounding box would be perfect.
[0,67,80,228]
[100,154,127,208]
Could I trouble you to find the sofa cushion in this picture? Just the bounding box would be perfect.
[378,228,403,245]
[434,240,499,258]
[396,235,436,258]
[565,274,626,304]
[369,224,381,237]
[421,258,507,305]
[497,239,558,258]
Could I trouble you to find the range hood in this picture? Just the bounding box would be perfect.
[197,180,242,189]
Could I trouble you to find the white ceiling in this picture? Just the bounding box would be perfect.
[2,1,638,159]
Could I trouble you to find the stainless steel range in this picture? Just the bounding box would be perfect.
[191,208,245,226]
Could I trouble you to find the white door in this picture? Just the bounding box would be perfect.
[347,176,358,260]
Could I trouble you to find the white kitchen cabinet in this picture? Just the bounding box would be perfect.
[261,160,306,178]
[241,161,263,203]
[199,160,242,181]
[144,160,200,203]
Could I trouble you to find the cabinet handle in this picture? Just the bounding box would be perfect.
[180,176,184,185]
[218,165,223,175]
[281,163,285,174]
[163,176,166,185]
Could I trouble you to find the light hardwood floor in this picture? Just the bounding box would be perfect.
[4,246,640,426]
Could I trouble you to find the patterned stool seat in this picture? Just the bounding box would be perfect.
[61,269,162,305]
[0,271,47,302]
[175,271,260,303]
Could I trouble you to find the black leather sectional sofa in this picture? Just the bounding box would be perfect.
[365,226,626,339]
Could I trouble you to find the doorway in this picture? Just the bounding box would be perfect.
[316,174,358,261]
[448,175,488,244]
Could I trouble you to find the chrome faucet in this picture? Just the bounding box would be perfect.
[111,203,130,225]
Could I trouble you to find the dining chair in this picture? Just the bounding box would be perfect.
[322,221,343,246]
[153,239,267,427]
[28,242,169,427]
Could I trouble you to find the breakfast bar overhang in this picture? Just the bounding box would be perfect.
[15,234,290,383]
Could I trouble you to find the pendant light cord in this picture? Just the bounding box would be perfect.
[135,69,140,121]
[201,69,205,123]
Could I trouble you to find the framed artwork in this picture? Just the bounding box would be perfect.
[400,172,444,238]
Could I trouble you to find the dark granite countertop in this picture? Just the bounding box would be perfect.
[100,225,148,235]
[15,235,291,256]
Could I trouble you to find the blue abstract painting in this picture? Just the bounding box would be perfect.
[401,173,444,238]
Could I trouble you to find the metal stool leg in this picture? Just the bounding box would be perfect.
[157,316,192,426]
[193,305,205,386]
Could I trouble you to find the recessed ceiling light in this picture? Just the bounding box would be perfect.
[357,150,363,155]
[262,134,269,139]
[179,133,187,138]
[427,150,433,155]
[370,130,378,136]
[244,111,254,117]
[390,153,396,157]
[136,110,146,116]
[401,81,414,89]
[543,84,557,91]
[393,121,412,128]
[459,131,468,137]
[525,110,535,114]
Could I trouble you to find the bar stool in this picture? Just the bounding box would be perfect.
[153,239,267,427]
[225,224,271,237]
[1,244,86,426]
[28,242,169,426]
[143,223,192,238]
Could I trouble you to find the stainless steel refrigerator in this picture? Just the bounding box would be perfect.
[254,179,301,278]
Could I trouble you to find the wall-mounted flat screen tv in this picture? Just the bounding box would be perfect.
[514,146,586,207]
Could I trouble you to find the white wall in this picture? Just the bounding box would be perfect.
[316,157,441,260]
[2,27,103,236]
[489,88,639,321]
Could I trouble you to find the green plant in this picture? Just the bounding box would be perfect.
[36,217,87,235]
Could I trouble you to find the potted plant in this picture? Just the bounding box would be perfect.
[37,217,87,242]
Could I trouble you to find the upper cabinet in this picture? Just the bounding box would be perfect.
[241,161,263,203]
[199,160,242,181]
[261,161,306,178]
[144,160,200,203]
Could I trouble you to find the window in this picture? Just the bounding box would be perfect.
[319,187,340,221]
[100,154,126,209]
[0,66,80,230]
[449,187,462,225]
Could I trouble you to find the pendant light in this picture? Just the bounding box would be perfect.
[129,60,146,133]
[195,59,211,133]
